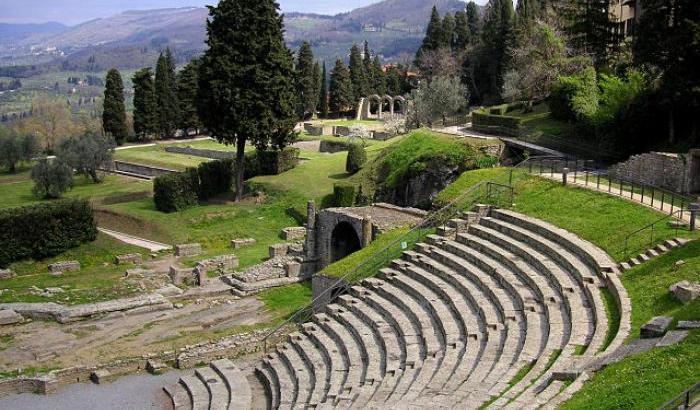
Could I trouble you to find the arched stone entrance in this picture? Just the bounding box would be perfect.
[330,221,361,263]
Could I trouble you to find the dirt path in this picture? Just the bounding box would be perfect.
[98,227,172,252]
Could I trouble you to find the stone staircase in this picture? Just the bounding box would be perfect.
[165,208,630,409]
[619,237,691,272]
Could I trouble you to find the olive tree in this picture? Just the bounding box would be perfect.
[58,132,116,183]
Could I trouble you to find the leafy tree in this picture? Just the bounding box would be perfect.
[132,68,158,140]
[102,68,128,145]
[59,132,115,183]
[318,62,329,118]
[549,67,599,122]
[197,0,298,201]
[177,59,202,135]
[31,159,73,199]
[409,76,468,128]
[295,41,317,116]
[329,59,353,116]
[155,49,180,138]
[0,128,38,173]
[349,44,367,102]
[385,66,409,96]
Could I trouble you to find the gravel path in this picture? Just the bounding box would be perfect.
[98,228,172,252]
[0,371,185,410]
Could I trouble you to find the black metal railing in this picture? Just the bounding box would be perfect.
[261,180,514,352]
[658,381,700,410]
[622,209,685,259]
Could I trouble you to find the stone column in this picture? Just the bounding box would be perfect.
[690,201,699,231]
[362,217,373,248]
[562,167,569,186]
[306,201,317,259]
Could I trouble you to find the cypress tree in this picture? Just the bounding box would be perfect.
[466,1,481,40]
[132,68,157,140]
[296,41,316,116]
[102,68,128,145]
[177,59,201,135]
[313,61,321,115]
[441,13,456,50]
[197,0,297,200]
[319,62,329,118]
[372,56,386,96]
[349,44,367,101]
[329,59,353,117]
[155,49,180,138]
[454,10,471,51]
[421,6,443,53]
[562,0,614,69]
[363,41,374,94]
[480,0,515,102]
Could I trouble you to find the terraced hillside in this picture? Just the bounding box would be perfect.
[166,207,630,409]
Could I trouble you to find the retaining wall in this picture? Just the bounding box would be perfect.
[164,146,234,160]
[113,161,176,178]
[608,150,700,194]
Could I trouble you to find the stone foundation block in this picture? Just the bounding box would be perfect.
[90,369,114,384]
[0,269,15,280]
[175,243,202,257]
[285,262,301,277]
[196,254,239,276]
[282,227,307,241]
[269,244,290,258]
[115,253,143,265]
[48,261,80,275]
[0,309,23,325]
[669,281,700,303]
[231,238,256,249]
[169,266,195,286]
[656,330,689,347]
[146,359,168,375]
[640,316,672,338]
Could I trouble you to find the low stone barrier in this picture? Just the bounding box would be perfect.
[164,146,234,160]
[114,161,175,178]
[175,243,202,257]
[169,266,195,286]
[48,261,80,276]
[115,253,142,265]
[282,227,307,241]
[319,140,349,153]
[231,238,256,249]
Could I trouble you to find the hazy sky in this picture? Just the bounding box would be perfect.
[0,0,489,25]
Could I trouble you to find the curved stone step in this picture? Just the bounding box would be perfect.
[179,375,210,410]
[288,332,328,407]
[195,367,228,410]
[276,343,311,408]
[263,354,295,409]
[210,359,252,410]
[300,322,348,404]
[164,382,192,410]
[255,365,278,410]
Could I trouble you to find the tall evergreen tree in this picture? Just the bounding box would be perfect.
[296,41,317,116]
[417,6,443,60]
[197,0,297,200]
[466,1,481,40]
[132,68,157,140]
[454,10,471,51]
[371,56,386,96]
[363,41,374,94]
[480,0,516,102]
[349,44,367,101]
[441,13,456,50]
[177,59,202,135]
[329,59,353,116]
[562,0,614,69]
[102,68,128,145]
[155,49,180,138]
[318,62,329,118]
[312,61,322,115]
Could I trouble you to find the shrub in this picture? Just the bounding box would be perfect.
[0,199,97,268]
[549,67,599,122]
[333,182,357,207]
[346,142,367,174]
[197,158,233,199]
[31,159,74,199]
[153,168,199,212]
[245,147,300,177]
[319,139,350,153]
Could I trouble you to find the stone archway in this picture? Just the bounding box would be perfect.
[393,96,406,115]
[330,221,362,263]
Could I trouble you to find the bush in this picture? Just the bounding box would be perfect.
[346,143,367,174]
[197,158,233,199]
[153,168,199,212]
[549,67,599,122]
[333,183,358,207]
[471,110,523,129]
[319,139,350,153]
[0,199,97,268]
[245,147,300,177]
[31,159,74,199]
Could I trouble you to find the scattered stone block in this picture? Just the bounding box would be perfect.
[655,330,689,347]
[125,268,155,278]
[677,320,700,330]
[114,253,143,265]
[0,309,23,325]
[196,254,239,275]
[90,369,114,384]
[269,243,289,259]
[285,261,301,277]
[155,284,183,297]
[169,266,195,286]
[146,359,168,375]
[48,261,80,276]
[282,227,307,241]
[669,281,700,303]
[175,243,202,257]
[0,269,15,280]
[640,316,673,338]
[230,238,256,249]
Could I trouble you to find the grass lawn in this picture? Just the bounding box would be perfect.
[257,282,313,320]
[437,168,699,261]
[114,145,211,171]
[1,233,146,305]
[561,240,700,409]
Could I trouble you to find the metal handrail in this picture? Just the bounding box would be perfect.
[623,209,685,259]
[658,381,700,410]
[261,179,513,351]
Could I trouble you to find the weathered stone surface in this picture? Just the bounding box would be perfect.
[196,254,239,277]
[169,266,195,286]
[48,261,80,275]
[146,359,168,375]
[125,268,155,277]
[608,150,699,194]
[655,330,689,347]
[0,309,23,325]
[640,316,673,338]
[0,269,15,280]
[669,281,700,303]
[231,238,256,249]
[284,262,301,277]
[269,244,289,258]
[677,320,700,330]
[90,369,114,384]
[115,253,143,265]
[175,243,202,257]
[281,227,307,241]
[155,284,183,297]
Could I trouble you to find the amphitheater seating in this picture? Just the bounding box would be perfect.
[164,359,252,410]
[166,208,630,410]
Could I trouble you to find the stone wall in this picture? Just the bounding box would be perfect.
[113,161,176,178]
[164,146,234,160]
[608,150,700,194]
[311,275,348,313]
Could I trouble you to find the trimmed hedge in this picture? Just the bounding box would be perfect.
[319,139,350,153]
[0,199,97,268]
[472,110,523,129]
[198,158,233,199]
[153,168,199,213]
[246,147,300,177]
[333,182,358,207]
[346,143,367,174]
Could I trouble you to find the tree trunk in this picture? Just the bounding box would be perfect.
[9,162,15,174]
[234,137,246,201]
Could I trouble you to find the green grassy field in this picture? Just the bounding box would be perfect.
[561,240,700,409]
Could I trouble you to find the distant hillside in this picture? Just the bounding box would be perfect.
[0,0,473,69]
[0,22,67,44]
